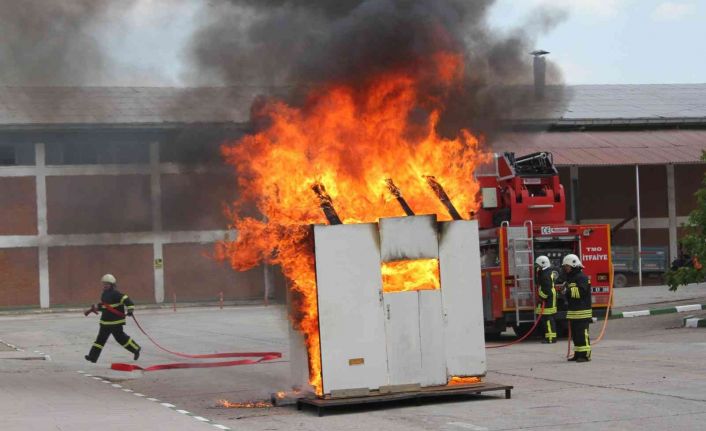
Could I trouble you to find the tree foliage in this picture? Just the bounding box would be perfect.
[665,152,706,291]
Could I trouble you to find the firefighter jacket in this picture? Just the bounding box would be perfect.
[97,287,135,326]
[535,267,557,315]
[564,268,592,320]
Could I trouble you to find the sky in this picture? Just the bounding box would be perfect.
[12,0,706,87]
[488,0,706,84]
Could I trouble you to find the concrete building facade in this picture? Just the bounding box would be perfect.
[1,85,705,307]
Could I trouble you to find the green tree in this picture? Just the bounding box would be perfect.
[665,152,706,291]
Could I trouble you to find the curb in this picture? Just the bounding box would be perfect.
[683,316,706,328]
[610,303,706,319]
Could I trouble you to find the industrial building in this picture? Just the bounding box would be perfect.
[1,84,705,309]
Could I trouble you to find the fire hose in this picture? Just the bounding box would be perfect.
[485,302,545,349]
[87,303,281,372]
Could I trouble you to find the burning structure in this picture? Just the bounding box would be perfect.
[211,0,564,398]
[297,214,485,397]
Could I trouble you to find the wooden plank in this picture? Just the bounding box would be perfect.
[314,224,389,395]
[297,381,513,414]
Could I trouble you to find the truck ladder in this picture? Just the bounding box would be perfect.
[506,221,536,325]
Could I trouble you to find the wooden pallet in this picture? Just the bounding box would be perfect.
[296,381,513,416]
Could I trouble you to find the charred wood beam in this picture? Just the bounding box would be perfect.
[311,182,342,225]
[423,175,463,221]
[384,178,415,216]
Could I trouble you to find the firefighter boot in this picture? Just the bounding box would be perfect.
[85,343,102,363]
[122,338,141,360]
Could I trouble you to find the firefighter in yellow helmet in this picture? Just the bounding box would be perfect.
[561,254,592,362]
[84,274,141,363]
[534,255,557,343]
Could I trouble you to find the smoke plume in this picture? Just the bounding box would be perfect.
[0,0,134,85]
[187,0,569,137]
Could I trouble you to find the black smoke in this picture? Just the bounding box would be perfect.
[0,0,139,86]
[186,0,569,138]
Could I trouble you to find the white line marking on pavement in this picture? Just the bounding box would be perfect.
[623,310,650,318]
[75,366,229,429]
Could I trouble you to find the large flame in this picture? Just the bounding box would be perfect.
[217,52,488,396]
[382,259,440,293]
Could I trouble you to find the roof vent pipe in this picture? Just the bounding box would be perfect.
[531,50,549,99]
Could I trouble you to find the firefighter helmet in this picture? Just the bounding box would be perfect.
[101,274,117,285]
[562,254,583,268]
[535,255,551,270]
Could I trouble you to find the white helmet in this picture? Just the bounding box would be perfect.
[101,274,117,284]
[562,254,583,268]
[535,255,551,270]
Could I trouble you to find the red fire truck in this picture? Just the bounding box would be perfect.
[475,152,613,336]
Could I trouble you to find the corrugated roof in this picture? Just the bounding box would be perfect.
[492,130,706,166]
[0,86,278,127]
[1,84,706,127]
[509,84,706,125]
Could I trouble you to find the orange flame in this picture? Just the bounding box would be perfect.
[382,259,440,293]
[217,51,488,396]
[448,376,482,386]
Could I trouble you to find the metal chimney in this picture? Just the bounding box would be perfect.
[531,50,549,99]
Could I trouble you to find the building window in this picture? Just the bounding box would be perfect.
[46,140,150,165]
[0,145,15,165]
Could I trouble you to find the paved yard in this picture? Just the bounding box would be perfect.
[1,284,705,430]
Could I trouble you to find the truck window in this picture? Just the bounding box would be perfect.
[480,244,500,269]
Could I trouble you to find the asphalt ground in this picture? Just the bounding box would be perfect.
[1,283,705,431]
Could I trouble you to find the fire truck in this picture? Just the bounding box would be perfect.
[475,152,613,337]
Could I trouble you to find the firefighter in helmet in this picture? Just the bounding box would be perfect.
[534,255,557,344]
[84,274,141,363]
[561,254,592,362]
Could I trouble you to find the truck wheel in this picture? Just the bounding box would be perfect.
[614,273,628,288]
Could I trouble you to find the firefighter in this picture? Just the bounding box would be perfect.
[561,254,592,362]
[534,255,557,344]
[84,274,141,363]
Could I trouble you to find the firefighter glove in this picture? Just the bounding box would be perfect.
[127,311,133,317]
[570,285,580,299]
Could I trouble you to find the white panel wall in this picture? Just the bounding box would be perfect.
[379,215,439,261]
[383,291,422,385]
[314,224,389,394]
[439,220,487,377]
[418,289,447,386]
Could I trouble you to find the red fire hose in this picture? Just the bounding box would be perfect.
[486,302,545,349]
[96,303,281,372]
